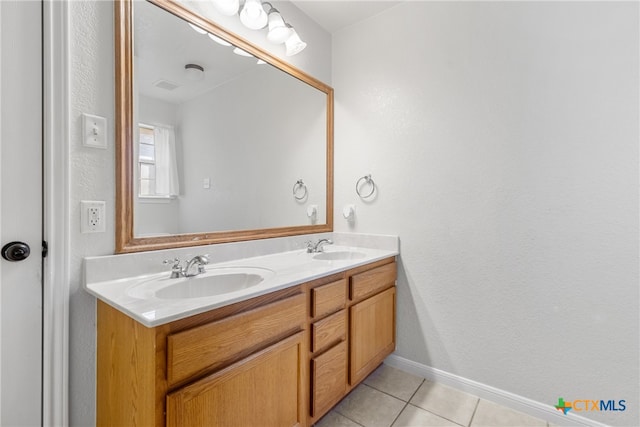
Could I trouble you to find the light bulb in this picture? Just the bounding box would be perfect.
[212,0,239,16]
[240,0,268,30]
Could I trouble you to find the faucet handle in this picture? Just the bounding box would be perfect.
[305,240,314,253]
[163,258,181,268]
[163,258,183,278]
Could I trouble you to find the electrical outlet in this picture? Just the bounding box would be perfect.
[81,201,106,233]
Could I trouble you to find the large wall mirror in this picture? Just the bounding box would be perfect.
[116,0,334,253]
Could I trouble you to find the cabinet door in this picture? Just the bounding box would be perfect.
[349,287,396,385]
[166,332,305,427]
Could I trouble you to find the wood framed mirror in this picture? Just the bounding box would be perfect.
[115,0,333,253]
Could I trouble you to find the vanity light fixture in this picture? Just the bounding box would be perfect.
[239,0,268,30]
[212,0,240,16]
[184,63,205,81]
[208,32,232,47]
[186,1,307,56]
[266,5,292,44]
[285,24,307,56]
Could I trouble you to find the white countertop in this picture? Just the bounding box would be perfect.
[85,243,398,327]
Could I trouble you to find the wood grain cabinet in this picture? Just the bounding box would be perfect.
[96,257,396,427]
[97,286,307,427]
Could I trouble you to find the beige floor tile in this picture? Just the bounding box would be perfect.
[392,404,461,427]
[314,410,363,427]
[364,364,424,402]
[410,381,478,426]
[470,399,547,427]
[335,384,406,427]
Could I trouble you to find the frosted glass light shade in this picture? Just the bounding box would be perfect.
[233,47,254,58]
[188,23,207,35]
[266,10,291,44]
[208,32,232,47]
[212,0,239,16]
[240,0,268,30]
[285,27,307,56]
[184,64,204,81]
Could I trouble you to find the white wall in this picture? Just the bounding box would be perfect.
[67,2,331,425]
[177,66,326,233]
[332,2,639,426]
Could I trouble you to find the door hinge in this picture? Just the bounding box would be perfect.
[42,240,48,258]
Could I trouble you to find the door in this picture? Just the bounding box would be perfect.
[0,1,43,425]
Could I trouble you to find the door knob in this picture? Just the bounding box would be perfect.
[2,241,31,262]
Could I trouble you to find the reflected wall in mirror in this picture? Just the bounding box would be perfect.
[116,0,334,253]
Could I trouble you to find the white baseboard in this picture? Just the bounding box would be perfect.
[384,354,609,427]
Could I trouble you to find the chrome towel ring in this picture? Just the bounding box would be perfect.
[293,179,308,200]
[356,174,376,199]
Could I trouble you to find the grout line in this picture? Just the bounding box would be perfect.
[332,408,365,427]
[388,401,410,427]
[467,398,481,427]
[363,378,424,404]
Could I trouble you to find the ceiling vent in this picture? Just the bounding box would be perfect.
[153,79,180,91]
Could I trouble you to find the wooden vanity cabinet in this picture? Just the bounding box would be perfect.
[96,257,397,427]
[308,259,397,423]
[97,285,307,427]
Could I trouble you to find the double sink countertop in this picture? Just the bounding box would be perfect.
[84,233,399,327]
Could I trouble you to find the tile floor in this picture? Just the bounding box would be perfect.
[314,364,550,427]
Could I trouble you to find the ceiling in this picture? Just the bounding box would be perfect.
[289,1,402,33]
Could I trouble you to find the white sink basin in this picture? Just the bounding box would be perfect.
[126,267,275,300]
[313,251,366,261]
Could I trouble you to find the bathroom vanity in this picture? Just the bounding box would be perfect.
[91,250,396,426]
[96,0,398,424]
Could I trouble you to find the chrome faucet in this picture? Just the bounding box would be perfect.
[306,238,333,253]
[163,255,209,278]
[183,255,209,277]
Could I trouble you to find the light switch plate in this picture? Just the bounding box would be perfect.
[82,113,107,149]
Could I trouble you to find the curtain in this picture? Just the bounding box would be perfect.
[154,125,180,197]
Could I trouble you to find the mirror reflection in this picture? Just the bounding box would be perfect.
[132,0,328,238]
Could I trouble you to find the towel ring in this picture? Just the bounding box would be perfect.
[293,179,308,200]
[356,174,376,198]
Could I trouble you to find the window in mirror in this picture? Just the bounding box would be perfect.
[138,123,180,198]
[138,125,156,196]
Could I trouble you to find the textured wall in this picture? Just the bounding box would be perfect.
[68,2,331,425]
[332,2,639,425]
[177,66,326,233]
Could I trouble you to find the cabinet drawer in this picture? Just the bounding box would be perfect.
[311,341,347,418]
[311,309,346,353]
[167,293,305,386]
[350,262,396,302]
[311,279,346,319]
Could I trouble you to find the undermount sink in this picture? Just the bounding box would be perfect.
[126,267,275,300]
[313,251,366,261]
